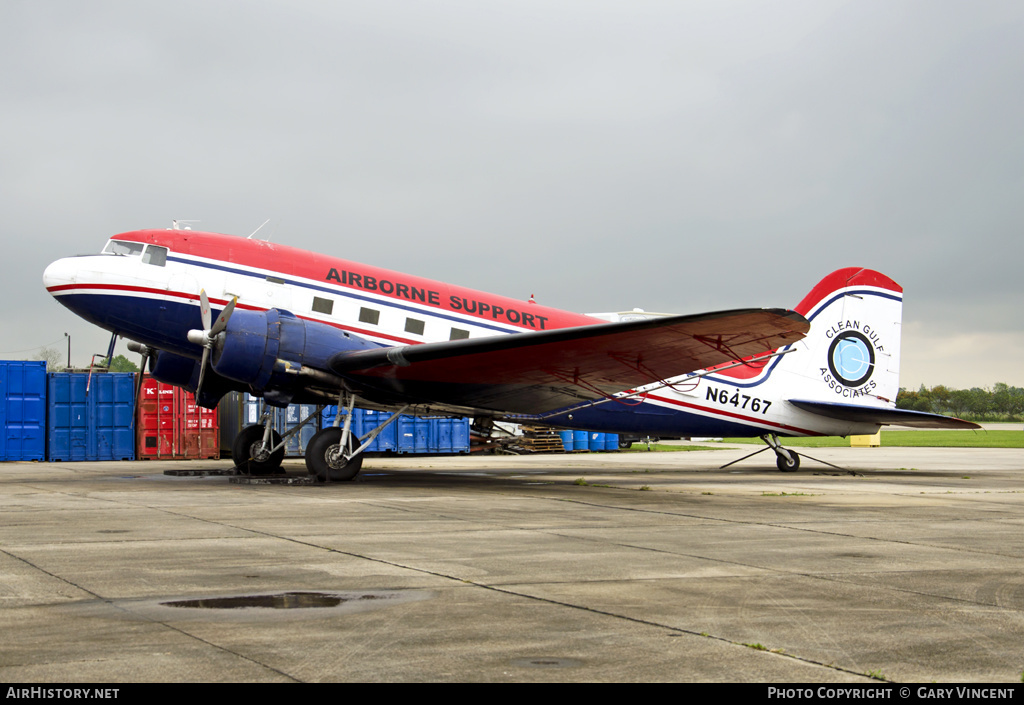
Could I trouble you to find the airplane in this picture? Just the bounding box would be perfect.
[42,226,978,480]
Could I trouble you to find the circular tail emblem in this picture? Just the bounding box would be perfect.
[828,331,874,387]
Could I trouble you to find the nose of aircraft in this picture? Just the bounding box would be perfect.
[42,257,77,292]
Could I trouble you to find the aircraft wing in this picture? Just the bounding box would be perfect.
[787,400,982,430]
[329,308,808,414]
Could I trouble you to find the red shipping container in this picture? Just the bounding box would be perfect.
[137,375,220,459]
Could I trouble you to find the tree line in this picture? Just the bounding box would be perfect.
[897,383,1024,420]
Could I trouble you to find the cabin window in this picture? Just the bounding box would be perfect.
[405,318,425,335]
[450,328,469,340]
[312,297,334,315]
[142,246,167,266]
[359,307,380,325]
[102,240,144,257]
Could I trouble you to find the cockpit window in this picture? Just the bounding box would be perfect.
[143,245,168,266]
[102,240,144,256]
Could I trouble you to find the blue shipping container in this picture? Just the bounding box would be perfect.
[283,403,321,456]
[47,372,135,461]
[322,407,470,454]
[0,361,47,461]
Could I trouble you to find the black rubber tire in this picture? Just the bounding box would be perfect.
[306,427,364,482]
[776,451,800,472]
[233,424,284,476]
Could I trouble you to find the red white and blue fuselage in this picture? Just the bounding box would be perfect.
[43,229,969,462]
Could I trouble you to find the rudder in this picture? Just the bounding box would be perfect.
[781,267,904,408]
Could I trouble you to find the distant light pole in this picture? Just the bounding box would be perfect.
[64,332,71,370]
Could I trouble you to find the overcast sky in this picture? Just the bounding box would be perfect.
[3,0,1022,389]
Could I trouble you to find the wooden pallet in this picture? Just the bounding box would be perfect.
[514,426,568,453]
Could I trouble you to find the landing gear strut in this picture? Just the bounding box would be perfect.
[233,402,328,476]
[304,393,409,483]
[764,434,800,472]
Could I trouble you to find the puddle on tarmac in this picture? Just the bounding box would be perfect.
[163,591,364,610]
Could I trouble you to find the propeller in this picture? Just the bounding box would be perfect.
[186,289,237,397]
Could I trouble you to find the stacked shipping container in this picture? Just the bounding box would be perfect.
[0,361,46,461]
[136,376,220,459]
[47,372,135,461]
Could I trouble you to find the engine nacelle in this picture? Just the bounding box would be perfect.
[149,350,240,409]
[211,308,380,405]
[149,350,201,391]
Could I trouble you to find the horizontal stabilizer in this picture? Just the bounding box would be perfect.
[330,308,809,414]
[788,400,981,430]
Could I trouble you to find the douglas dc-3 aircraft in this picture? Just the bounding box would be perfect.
[43,227,977,480]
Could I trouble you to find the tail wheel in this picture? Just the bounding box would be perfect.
[306,427,364,482]
[233,424,284,476]
[776,450,800,472]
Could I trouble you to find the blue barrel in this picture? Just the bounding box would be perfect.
[604,433,619,451]
[572,430,588,451]
[588,432,606,451]
[559,430,573,451]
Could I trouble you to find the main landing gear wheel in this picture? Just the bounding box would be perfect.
[233,424,284,476]
[776,450,800,472]
[306,427,364,482]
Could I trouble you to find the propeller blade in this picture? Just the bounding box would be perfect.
[196,346,210,398]
[210,296,237,337]
[192,291,236,400]
[199,289,211,331]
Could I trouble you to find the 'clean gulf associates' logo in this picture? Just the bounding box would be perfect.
[819,321,886,398]
[828,331,874,387]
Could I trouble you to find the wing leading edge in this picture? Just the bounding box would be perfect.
[329,308,809,414]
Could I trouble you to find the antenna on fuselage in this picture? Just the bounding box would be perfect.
[171,220,200,231]
[247,219,272,240]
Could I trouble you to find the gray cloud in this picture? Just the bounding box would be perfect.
[4,0,1022,389]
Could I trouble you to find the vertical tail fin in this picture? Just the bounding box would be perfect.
[780,268,904,407]
[776,268,978,429]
